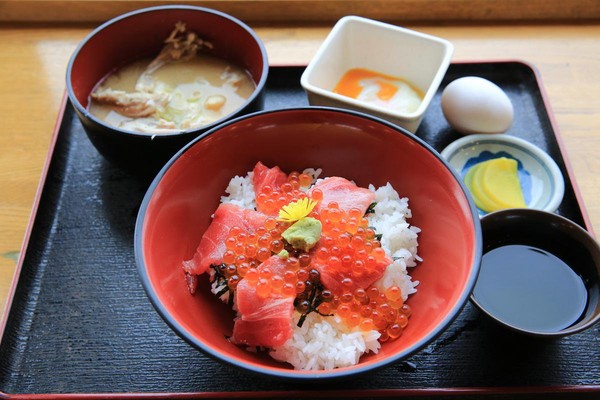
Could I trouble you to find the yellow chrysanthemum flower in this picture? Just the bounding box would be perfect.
[278,197,318,222]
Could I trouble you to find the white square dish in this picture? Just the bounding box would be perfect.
[301,16,453,132]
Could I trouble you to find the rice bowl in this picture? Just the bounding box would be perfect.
[135,107,481,380]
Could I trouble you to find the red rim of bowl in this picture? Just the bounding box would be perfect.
[65,4,269,139]
[134,106,483,380]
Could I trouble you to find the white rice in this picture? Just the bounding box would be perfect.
[219,170,420,370]
[368,183,421,302]
[270,312,381,370]
[220,171,257,209]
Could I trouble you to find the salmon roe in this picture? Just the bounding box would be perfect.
[217,171,318,299]
[216,170,411,342]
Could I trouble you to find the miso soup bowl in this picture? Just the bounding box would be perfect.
[135,107,482,380]
[66,5,268,175]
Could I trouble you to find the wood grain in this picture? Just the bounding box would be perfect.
[1,22,599,326]
[1,0,600,23]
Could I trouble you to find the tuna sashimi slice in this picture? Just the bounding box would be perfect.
[253,162,289,215]
[314,253,393,295]
[182,203,267,281]
[232,319,293,349]
[232,256,295,348]
[253,161,288,193]
[309,177,375,215]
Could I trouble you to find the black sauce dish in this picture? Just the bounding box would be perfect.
[471,208,600,337]
[66,5,269,176]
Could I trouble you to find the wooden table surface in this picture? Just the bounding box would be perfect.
[1,21,600,328]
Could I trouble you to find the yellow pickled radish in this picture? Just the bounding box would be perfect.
[465,157,526,212]
[467,163,501,211]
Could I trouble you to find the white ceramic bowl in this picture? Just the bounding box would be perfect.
[300,16,453,133]
[441,134,565,216]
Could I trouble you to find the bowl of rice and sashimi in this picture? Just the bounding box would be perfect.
[135,107,482,380]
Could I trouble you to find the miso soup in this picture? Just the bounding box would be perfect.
[88,54,256,134]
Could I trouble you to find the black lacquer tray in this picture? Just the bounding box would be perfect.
[1,62,599,399]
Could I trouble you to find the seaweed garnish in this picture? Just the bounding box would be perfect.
[210,263,227,284]
[210,263,232,303]
[365,202,377,214]
[295,281,320,328]
[295,278,333,328]
[368,224,383,242]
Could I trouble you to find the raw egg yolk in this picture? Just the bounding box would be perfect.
[333,68,423,112]
[465,157,526,213]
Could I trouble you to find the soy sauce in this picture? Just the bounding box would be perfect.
[473,244,588,333]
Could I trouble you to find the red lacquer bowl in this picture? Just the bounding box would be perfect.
[135,107,482,379]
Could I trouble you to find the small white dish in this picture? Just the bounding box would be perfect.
[441,134,565,216]
[300,16,453,133]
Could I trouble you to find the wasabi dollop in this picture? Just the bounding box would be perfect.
[282,217,322,252]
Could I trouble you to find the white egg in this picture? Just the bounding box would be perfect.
[441,76,514,135]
